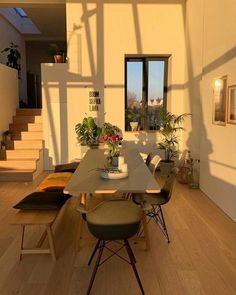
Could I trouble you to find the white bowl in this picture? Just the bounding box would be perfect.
[100,171,128,180]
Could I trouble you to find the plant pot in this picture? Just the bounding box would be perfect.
[89,143,100,149]
[159,160,175,176]
[130,121,138,131]
[54,54,63,63]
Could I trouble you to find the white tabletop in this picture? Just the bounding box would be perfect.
[64,148,161,195]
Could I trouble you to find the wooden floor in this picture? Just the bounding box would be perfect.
[0,172,235,295]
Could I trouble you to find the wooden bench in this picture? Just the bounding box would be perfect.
[11,210,59,261]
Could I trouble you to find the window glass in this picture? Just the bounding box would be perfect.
[147,60,165,130]
[125,56,168,131]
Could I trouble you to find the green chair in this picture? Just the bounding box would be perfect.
[133,168,178,243]
[77,199,145,295]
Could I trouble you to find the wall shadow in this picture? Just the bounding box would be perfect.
[183,3,236,221]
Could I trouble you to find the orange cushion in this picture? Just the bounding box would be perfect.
[37,172,73,192]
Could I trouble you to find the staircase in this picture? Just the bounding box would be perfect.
[0,109,44,181]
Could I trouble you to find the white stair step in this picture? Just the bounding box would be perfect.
[6,140,43,150]
[13,115,42,124]
[0,169,35,182]
[11,131,43,141]
[16,108,42,116]
[0,149,40,160]
[0,160,37,170]
[9,123,42,132]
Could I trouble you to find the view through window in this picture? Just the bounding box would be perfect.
[125,56,169,131]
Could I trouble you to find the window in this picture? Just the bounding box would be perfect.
[125,55,169,131]
[14,8,28,18]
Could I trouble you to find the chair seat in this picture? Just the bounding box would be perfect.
[133,190,169,206]
[87,199,142,225]
[87,199,143,240]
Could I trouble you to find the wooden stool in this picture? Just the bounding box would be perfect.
[11,210,59,261]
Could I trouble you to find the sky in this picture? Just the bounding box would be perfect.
[127,60,165,101]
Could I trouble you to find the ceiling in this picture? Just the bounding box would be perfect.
[23,5,66,40]
[0,5,66,40]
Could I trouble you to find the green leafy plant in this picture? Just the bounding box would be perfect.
[126,109,141,121]
[100,122,121,137]
[1,130,12,146]
[158,110,190,162]
[101,134,123,157]
[75,117,121,147]
[1,42,21,77]
[48,43,63,56]
[75,117,101,146]
[48,43,64,63]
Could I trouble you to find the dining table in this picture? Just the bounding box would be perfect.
[64,148,161,250]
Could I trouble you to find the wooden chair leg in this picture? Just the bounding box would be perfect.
[142,212,150,251]
[37,229,47,248]
[20,225,25,261]
[46,225,56,261]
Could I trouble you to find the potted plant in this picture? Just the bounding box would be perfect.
[100,122,121,138]
[48,43,64,63]
[75,116,101,148]
[158,110,190,176]
[1,130,12,149]
[101,133,123,166]
[126,109,141,131]
[1,42,21,77]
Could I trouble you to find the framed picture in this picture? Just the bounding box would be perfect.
[227,85,236,124]
[212,75,227,126]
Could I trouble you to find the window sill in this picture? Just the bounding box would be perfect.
[124,130,160,134]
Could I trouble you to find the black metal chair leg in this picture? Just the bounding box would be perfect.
[159,206,170,243]
[88,239,101,266]
[87,240,105,295]
[125,239,136,264]
[124,240,145,295]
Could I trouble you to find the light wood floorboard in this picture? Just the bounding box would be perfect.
[0,173,235,295]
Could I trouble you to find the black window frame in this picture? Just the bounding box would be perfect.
[125,54,169,131]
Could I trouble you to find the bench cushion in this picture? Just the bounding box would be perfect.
[37,172,73,192]
[13,192,71,210]
[54,162,79,173]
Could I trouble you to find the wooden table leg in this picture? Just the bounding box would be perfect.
[142,212,150,251]
[20,225,25,261]
[46,225,57,261]
[139,195,150,251]
[81,193,87,206]
[75,193,87,251]
[76,214,85,251]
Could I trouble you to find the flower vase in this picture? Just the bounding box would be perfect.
[111,156,119,167]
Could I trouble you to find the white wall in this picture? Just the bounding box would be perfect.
[185,0,236,221]
[42,0,186,169]
[0,15,27,103]
[41,63,68,169]
[0,64,19,137]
